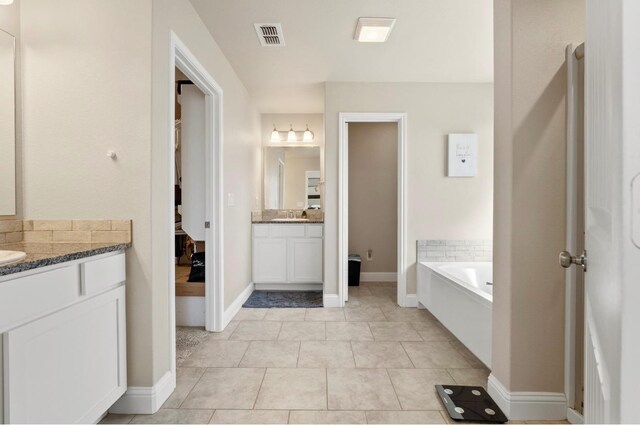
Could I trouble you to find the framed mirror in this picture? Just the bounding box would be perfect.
[264,146,321,210]
[0,28,16,216]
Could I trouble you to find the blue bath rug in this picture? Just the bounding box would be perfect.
[243,291,323,308]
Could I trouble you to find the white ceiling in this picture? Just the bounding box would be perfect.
[190,0,493,113]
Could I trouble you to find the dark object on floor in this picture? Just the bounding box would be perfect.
[436,385,508,423]
[243,291,323,308]
[348,254,362,286]
[187,252,205,282]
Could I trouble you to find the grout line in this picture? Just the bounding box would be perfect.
[251,368,268,410]
[384,368,404,411]
[236,341,252,368]
[205,410,215,423]
[399,341,417,369]
[296,340,301,367]
[325,367,329,410]
[177,367,208,409]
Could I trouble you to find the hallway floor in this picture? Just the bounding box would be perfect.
[102,282,495,424]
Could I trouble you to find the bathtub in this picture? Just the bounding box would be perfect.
[417,262,492,367]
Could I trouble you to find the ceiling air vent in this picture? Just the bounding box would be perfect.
[254,23,285,47]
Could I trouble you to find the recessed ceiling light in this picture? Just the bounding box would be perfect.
[354,17,396,43]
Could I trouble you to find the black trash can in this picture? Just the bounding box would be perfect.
[348,254,362,286]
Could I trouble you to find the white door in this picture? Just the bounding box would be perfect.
[580,1,640,422]
[181,85,206,241]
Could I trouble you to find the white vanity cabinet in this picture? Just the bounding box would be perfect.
[0,251,127,424]
[253,224,323,289]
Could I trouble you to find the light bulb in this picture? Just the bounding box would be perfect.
[303,124,314,142]
[287,125,296,142]
[270,124,280,142]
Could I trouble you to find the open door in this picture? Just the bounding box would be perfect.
[568,1,640,422]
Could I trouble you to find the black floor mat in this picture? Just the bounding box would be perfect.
[436,385,508,423]
[243,290,323,308]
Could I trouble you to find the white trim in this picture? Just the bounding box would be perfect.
[222,283,254,326]
[338,113,408,307]
[487,374,568,421]
[255,283,322,291]
[323,294,341,308]
[567,407,584,424]
[109,371,173,415]
[359,272,397,282]
[404,294,418,307]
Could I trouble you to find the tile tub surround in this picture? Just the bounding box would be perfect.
[0,219,24,244]
[22,219,132,243]
[417,240,492,262]
[252,209,324,223]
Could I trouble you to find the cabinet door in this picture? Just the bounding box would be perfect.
[253,238,287,283]
[288,239,323,283]
[4,286,127,424]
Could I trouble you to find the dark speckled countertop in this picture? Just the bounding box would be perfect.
[0,242,130,277]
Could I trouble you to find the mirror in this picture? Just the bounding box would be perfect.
[264,146,321,210]
[0,29,16,216]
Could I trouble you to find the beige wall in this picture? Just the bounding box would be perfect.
[325,82,494,295]
[348,122,397,273]
[16,0,260,390]
[492,0,584,394]
[0,0,21,220]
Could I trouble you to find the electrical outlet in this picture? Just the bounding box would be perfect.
[227,192,235,207]
[367,249,373,261]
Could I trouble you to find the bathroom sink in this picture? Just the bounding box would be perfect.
[0,250,26,265]
[271,218,310,222]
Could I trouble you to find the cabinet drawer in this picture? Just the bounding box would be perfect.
[253,224,270,238]
[271,224,306,238]
[306,225,324,238]
[81,253,126,296]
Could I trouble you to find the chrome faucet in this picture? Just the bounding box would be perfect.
[287,210,295,219]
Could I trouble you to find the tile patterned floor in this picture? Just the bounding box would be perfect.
[102,282,495,424]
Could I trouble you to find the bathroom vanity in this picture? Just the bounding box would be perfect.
[0,243,128,424]
[252,222,323,290]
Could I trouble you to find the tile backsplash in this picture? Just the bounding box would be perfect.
[1,220,132,244]
[417,239,492,262]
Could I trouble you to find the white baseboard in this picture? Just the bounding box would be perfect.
[109,371,174,415]
[404,294,418,307]
[255,283,322,291]
[567,407,584,424]
[222,282,254,326]
[323,294,341,307]
[487,374,567,421]
[360,272,397,282]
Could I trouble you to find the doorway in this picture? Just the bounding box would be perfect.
[338,113,407,307]
[168,32,224,381]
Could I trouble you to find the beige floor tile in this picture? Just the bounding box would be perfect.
[289,410,367,424]
[209,410,289,424]
[130,409,213,424]
[205,320,239,340]
[411,321,455,342]
[352,295,397,307]
[278,321,326,341]
[368,287,398,299]
[264,308,307,321]
[447,368,490,388]
[326,322,374,341]
[327,368,401,410]
[380,306,433,322]
[298,341,355,368]
[180,340,249,367]
[344,306,387,322]
[234,308,269,320]
[305,308,346,321]
[347,287,372,297]
[343,298,362,307]
[448,339,485,368]
[369,322,423,341]
[230,321,282,340]
[181,368,265,409]
[351,341,414,368]
[361,282,397,288]
[239,341,300,367]
[100,414,135,424]
[255,368,327,410]
[388,369,454,410]
[162,367,206,408]
[366,410,447,424]
[402,342,471,368]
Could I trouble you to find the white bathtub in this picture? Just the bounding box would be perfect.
[417,261,492,367]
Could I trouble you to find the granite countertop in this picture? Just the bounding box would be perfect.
[0,242,131,277]
[251,220,324,224]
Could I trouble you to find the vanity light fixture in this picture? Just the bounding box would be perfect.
[270,124,280,142]
[303,124,314,142]
[354,17,396,43]
[287,124,296,142]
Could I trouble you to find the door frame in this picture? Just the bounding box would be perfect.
[168,31,224,377]
[338,113,407,307]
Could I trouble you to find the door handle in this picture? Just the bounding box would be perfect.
[559,250,587,272]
